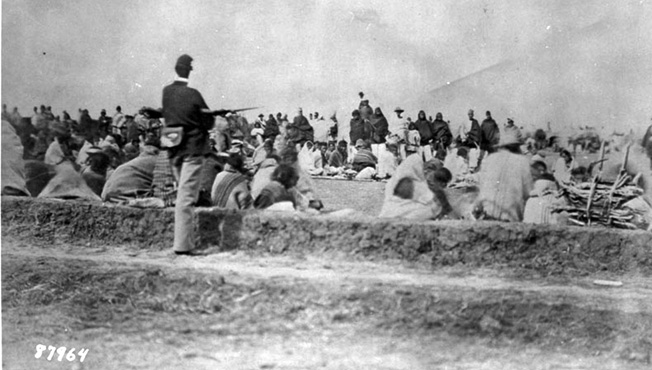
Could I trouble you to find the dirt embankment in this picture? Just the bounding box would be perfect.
[3,196,652,277]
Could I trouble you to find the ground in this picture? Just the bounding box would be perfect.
[3,149,651,369]
[2,235,651,370]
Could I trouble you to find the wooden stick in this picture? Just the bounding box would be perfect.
[620,144,631,173]
[598,140,607,173]
[586,174,599,226]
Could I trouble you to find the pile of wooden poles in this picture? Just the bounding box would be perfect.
[553,143,645,229]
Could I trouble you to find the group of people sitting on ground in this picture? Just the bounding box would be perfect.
[2,98,652,229]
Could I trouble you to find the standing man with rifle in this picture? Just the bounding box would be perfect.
[162,54,232,255]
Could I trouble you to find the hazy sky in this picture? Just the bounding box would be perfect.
[2,0,652,135]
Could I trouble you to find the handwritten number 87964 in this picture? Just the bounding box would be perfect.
[35,345,89,362]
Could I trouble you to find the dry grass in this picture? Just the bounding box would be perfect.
[3,255,651,362]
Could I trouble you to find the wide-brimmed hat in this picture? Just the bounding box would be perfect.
[394,106,404,112]
[496,129,522,147]
[355,139,366,148]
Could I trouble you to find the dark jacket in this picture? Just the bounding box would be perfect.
[263,117,280,139]
[287,115,314,145]
[414,111,432,145]
[349,117,366,144]
[162,80,213,158]
[370,109,389,144]
[480,117,500,151]
[431,119,452,150]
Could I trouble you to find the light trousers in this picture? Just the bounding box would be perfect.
[171,155,205,252]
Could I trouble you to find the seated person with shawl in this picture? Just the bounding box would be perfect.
[282,145,322,210]
[377,142,400,179]
[81,147,111,196]
[328,140,348,169]
[253,164,299,209]
[425,165,457,218]
[524,160,565,224]
[378,154,445,220]
[552,149,576,184]
[251,122,265,146]
[252,139,277,169]
[2,121,31,196]
[473,130,533,222]
[351,139,378,172]
[45,121,78,168]
[211,152,252,210]
[298,141,324,176]
[101,137,161,201]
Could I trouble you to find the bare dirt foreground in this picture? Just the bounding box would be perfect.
[2,234,651,370]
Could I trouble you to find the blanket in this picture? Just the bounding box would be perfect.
[1,121,31,196]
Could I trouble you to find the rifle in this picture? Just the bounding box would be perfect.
[143,106,262,119]
[208,106,262,117]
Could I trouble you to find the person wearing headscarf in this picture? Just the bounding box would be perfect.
[358,99,374,120]
[328,140,348,169]
[370,107,389,143]
[1,121,31,196]
[263,114,280,141]
[552,149,577,184]
[349,109,365,145]
[524,160,565,224]
[298,141,323,175]
[287,108,314,147]
[252,139,277,169]
[473,129,533,222]
[311,112,329,144]
[369,107,389,157]
[480,110,500,154]
[377,142,400,179]
[81,147,111,196]
[77,109,98,143]
[45,121,76,167]
[431,112,453,152]
[378,154,443,219]
[211,152,252,210]
[253,164,299,209]
[250,121,265,146]
[413,110,433,161]
[278,145,320,209]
